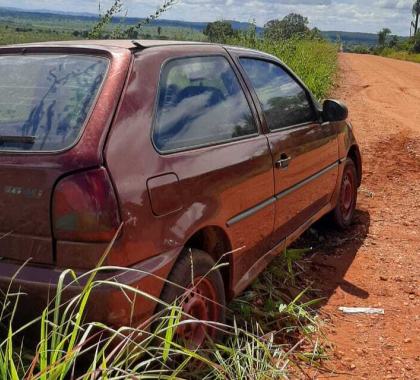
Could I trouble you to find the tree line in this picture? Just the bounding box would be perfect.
[203,13,323,44]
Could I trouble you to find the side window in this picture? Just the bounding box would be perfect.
[239,58,315,131]
[153,56,257,152]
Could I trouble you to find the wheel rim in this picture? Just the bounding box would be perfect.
[177,277,218,348]
[340,169,355,222]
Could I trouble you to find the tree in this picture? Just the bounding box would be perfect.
[264,19,283,40]
[127,30,139,39]
[378,27,391,46]
[158,26,162,36]
[308,27,324,41]
[203,21,235,43]
[389,35,399,48]
[413,0,420,36]
[264,13,309,40]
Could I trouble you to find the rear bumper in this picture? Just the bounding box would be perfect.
[0,247,181,327]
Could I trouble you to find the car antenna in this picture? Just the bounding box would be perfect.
[131,40,146,50]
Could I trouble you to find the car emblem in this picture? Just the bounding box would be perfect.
[4,186,44,199]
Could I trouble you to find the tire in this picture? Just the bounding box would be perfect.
[330,159,358,230]
[156,248,226,348]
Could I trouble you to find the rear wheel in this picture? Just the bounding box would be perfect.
[157,248,226,349]
[331,159,358,230]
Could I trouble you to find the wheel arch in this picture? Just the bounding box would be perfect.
[347,144,362,187]
[184,225,233,298]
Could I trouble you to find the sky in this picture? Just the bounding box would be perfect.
[1,0,416,35]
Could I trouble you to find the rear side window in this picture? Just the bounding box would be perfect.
[239,59,315,131]
[153,56,257,152]
[0,55,108,152]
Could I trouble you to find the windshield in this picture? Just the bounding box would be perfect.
[0,55,109,152]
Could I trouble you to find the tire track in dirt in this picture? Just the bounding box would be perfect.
[297,54,420,379]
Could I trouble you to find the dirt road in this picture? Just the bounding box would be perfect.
[303,53,420,379]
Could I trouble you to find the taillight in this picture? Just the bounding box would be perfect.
[52,168,120,242]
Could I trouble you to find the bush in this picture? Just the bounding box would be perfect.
[227,26,338,100]
[410,32,420,53]
[381,47,395,57]
[351,45,370,54]
[203,21,236,43]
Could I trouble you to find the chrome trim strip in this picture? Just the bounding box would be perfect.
[226,197,276,228]
[339,157,347,165]
[275,162,338,202]
[226,161,339,228]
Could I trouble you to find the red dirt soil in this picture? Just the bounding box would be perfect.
[300,53,420,379]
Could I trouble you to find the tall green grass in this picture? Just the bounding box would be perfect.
[380,48,420,64]
[227,28,338,101]
[0,244,327,379]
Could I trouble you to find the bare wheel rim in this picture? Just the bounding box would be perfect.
[340,168,355,222]
[177,277,219,348]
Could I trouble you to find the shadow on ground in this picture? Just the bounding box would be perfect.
[292,208,371,308]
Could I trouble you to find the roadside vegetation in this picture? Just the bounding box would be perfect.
[0,5,338,101]
[227,25,337,100]
[0,242,329,380]
[0,2,339,379]
[203,14,337,100]
[380,49,420,64]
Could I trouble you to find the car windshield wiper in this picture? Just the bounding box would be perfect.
[0,135,36,144]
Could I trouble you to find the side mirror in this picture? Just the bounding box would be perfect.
[322,99,348,122]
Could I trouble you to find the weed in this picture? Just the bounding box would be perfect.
[0,241,328,379]
[381,49,420,64]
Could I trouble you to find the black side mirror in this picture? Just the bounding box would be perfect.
[322,99,348,122]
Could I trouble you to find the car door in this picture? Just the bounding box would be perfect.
[236,56,339,248]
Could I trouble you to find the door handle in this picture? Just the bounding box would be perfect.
[275,155,292,171]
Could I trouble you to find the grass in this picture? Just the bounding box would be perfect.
[258,39,338,101]
[0,26,78,45]
[0,240,330,380]
[227,28,338,101]
[380,49,420,64]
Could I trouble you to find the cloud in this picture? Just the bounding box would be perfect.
[263,0,332,4]
[1,0,415,35]
[374,0,412,10]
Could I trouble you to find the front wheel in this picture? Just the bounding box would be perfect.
[330,159,358,230]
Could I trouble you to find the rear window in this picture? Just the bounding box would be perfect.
[0,55,109,152]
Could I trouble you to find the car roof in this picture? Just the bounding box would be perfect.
[4,39,214,50]
[0,39,278,64]
[2,39,270,55]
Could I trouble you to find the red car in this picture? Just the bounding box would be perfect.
[0,40,361,346]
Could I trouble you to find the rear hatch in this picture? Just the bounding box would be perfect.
[0,45,131,264]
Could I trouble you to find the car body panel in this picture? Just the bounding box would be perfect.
[226,48,340,247]
[266,123,339,247]
[0,44,132,265]
[0,40,362,327]
[104,45,276,294]
[0,246,180,326]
